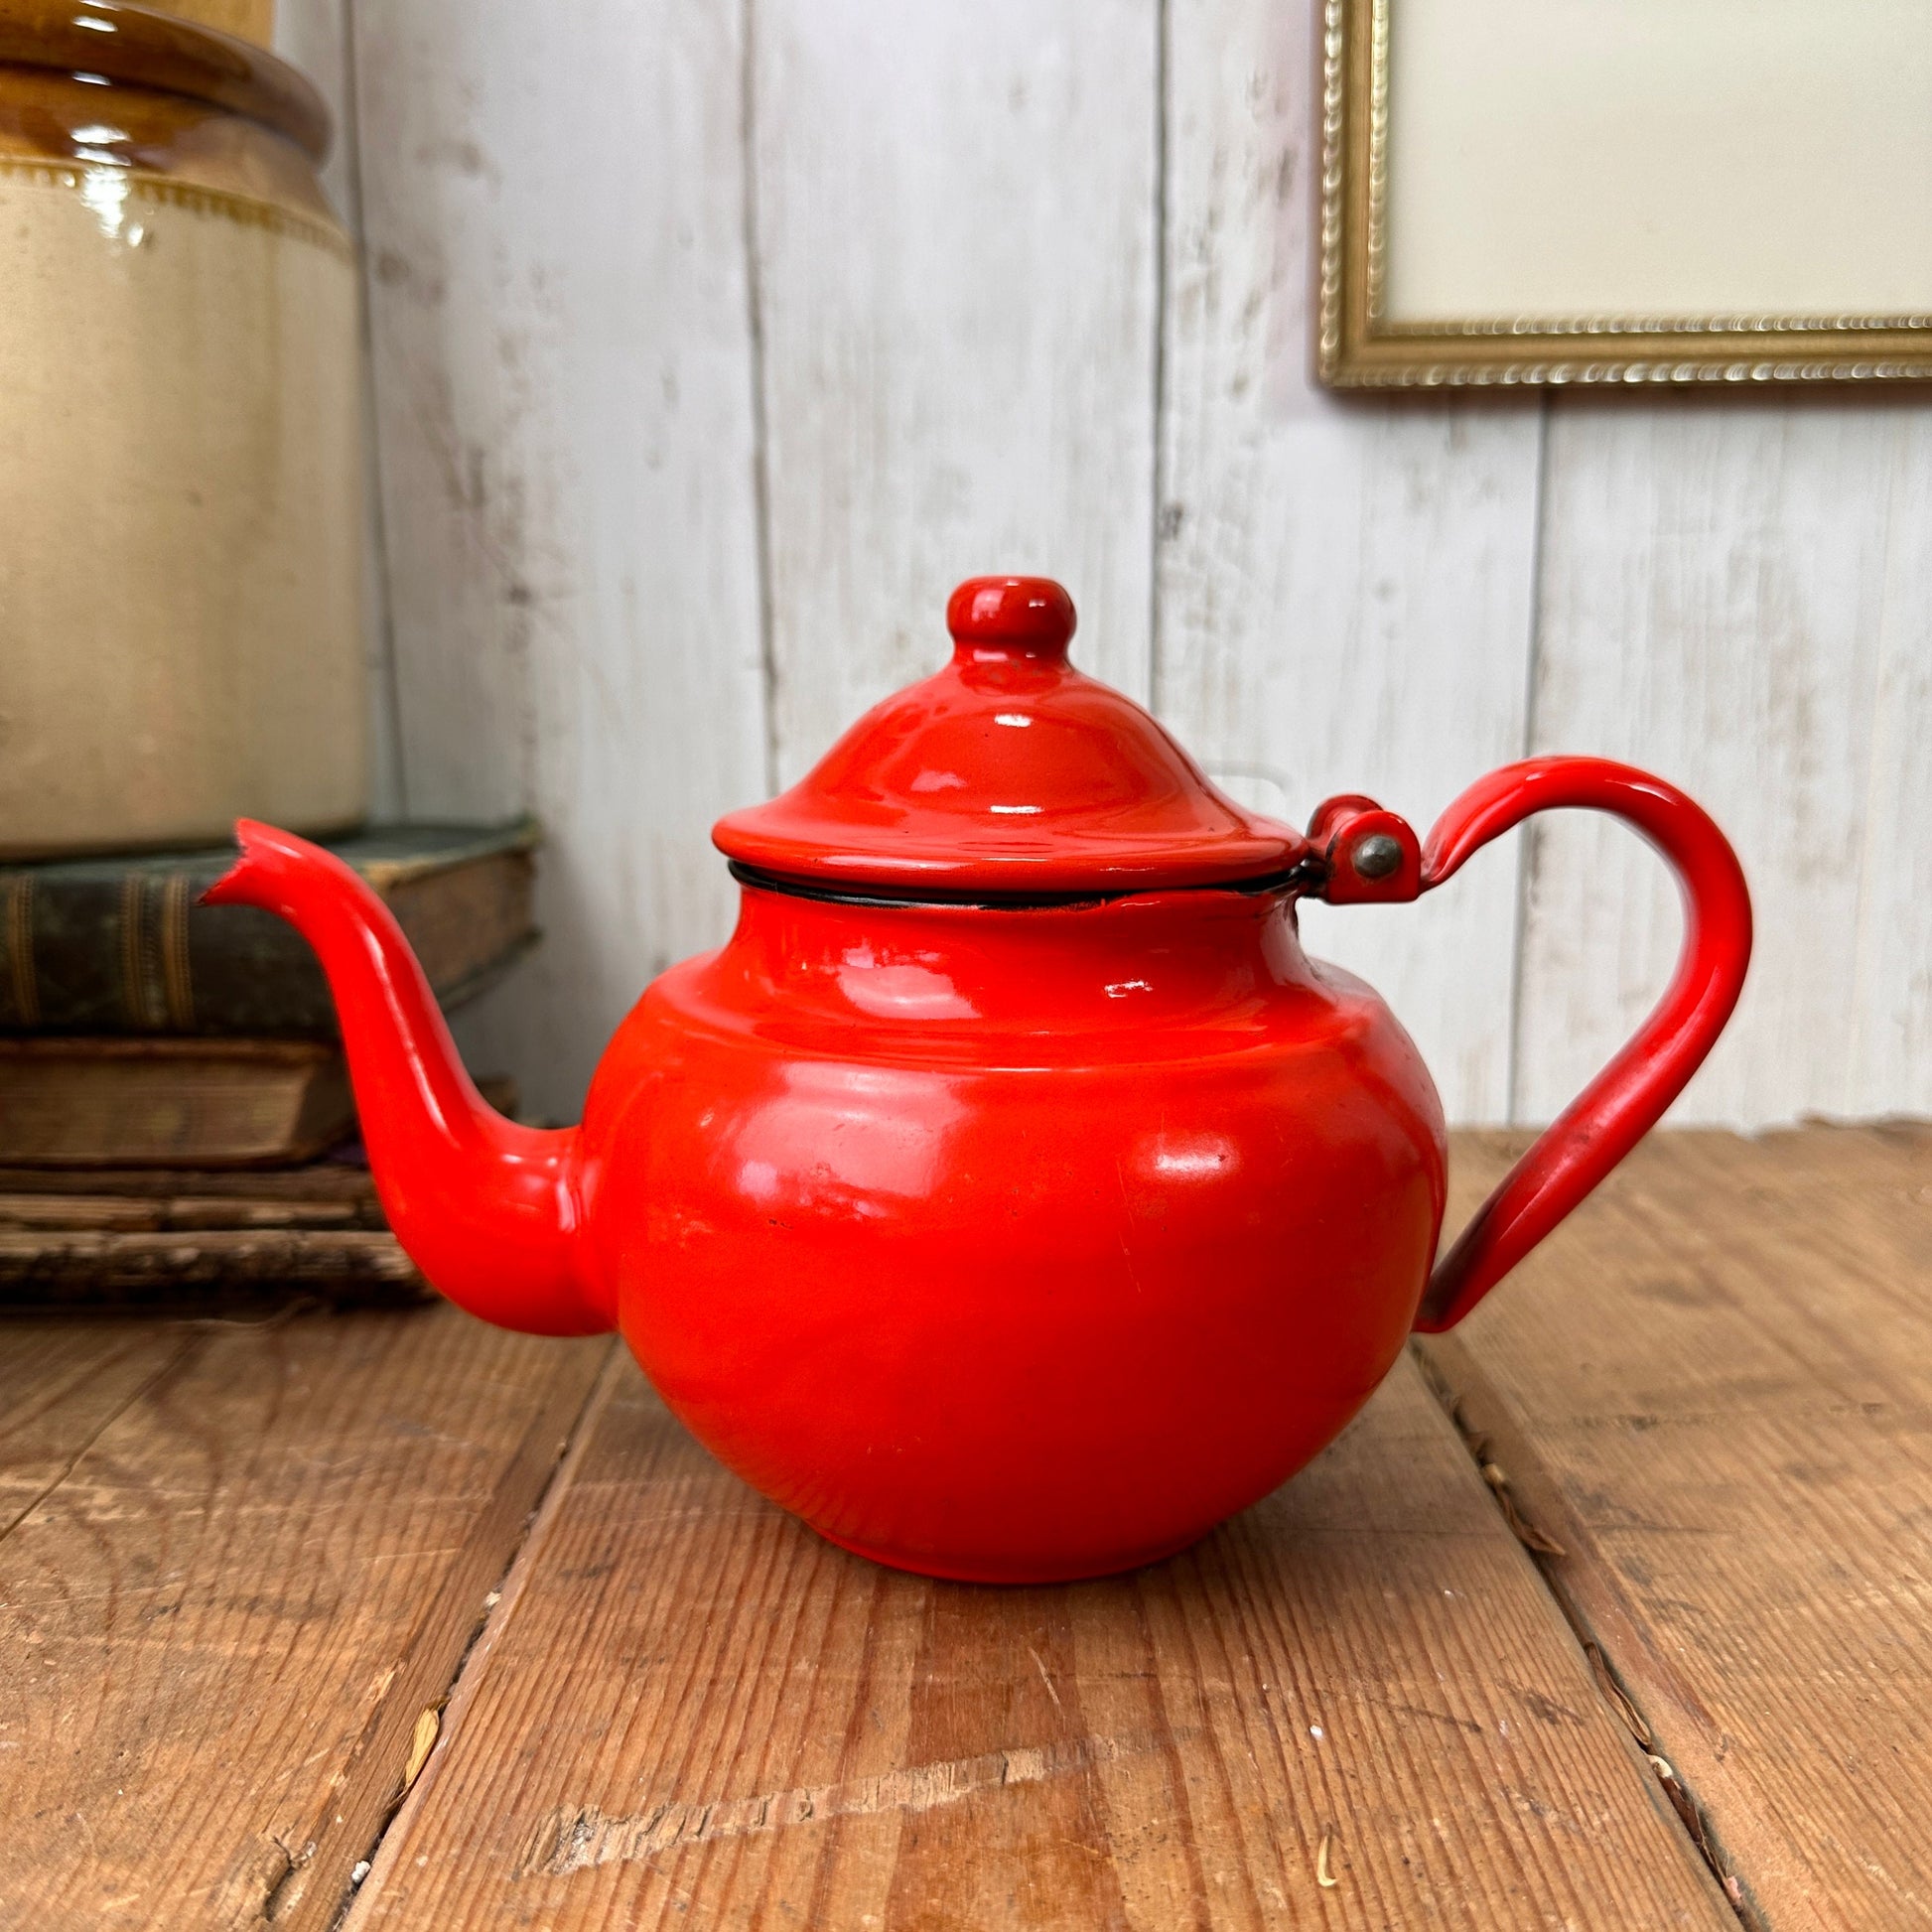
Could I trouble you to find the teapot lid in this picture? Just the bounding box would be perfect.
[713,577,1309,896]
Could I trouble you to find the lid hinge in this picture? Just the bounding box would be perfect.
[1306,796,1423,903]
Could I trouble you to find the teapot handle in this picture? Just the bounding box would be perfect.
[1309,757,1752,1331]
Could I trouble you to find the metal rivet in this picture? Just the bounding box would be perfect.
[1352,833,1403,880]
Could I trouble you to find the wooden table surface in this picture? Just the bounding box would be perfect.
[2,1123,1926,1930]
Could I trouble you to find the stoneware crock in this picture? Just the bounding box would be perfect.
[0,0,364,857]
[206,577,1753,1583]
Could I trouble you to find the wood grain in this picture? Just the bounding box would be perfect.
[349,0,769,1119]
[0,1164,382,1205]
[0,1305,610,1930]
[344,1349,1728,1929]
[1517,399,1932,1127]
[1424,1124,1932,1928]
[753,0,1161,771]
[1156,0,1545,1123]
[0,1325,192,1540]
[11,1130,1924,1923]
[0,1193,372,1230]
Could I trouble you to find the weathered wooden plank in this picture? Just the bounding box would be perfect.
[0,1195,364,1232]
[1159,0,1546,1123]
[1424,1125,1932,1927]
[0,1164,381,1206]
[1517,402,1932,1126]
[345,1352,1729,1928]
[1846,503,1932,1117]
[754,0,1161,773]
[351,0,768,1118]
[0,1307,611,1930]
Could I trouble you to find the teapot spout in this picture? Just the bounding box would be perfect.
[203,821,610,1336]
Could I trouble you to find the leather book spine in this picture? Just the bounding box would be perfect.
[1,862,338,1035]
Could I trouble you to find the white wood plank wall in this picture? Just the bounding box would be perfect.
[282,0,1932,1129]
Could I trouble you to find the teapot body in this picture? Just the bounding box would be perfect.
[577,877,1446,1582]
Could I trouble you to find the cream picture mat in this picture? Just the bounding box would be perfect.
[1382,0,1932,326]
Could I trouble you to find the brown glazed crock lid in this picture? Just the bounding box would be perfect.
[0,0,331,161]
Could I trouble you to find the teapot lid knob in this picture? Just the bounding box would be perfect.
[946,576,1075,663]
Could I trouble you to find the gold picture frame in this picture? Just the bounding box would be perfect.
[1317,0,1932,388]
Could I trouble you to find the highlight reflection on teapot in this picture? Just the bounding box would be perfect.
[207,577,1751,1583]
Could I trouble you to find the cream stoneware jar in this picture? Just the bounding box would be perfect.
[0,0,365,857]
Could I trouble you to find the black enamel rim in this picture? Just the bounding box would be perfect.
[726,859,1323,910]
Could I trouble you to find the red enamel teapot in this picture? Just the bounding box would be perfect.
[208,577,1751,1583]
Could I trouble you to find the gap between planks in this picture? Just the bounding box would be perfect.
[267,1336,623,1932]
[331,1345,630,1932]
[1412,1334,1758,1929]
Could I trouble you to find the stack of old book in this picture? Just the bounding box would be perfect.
[0,823,537,1307]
